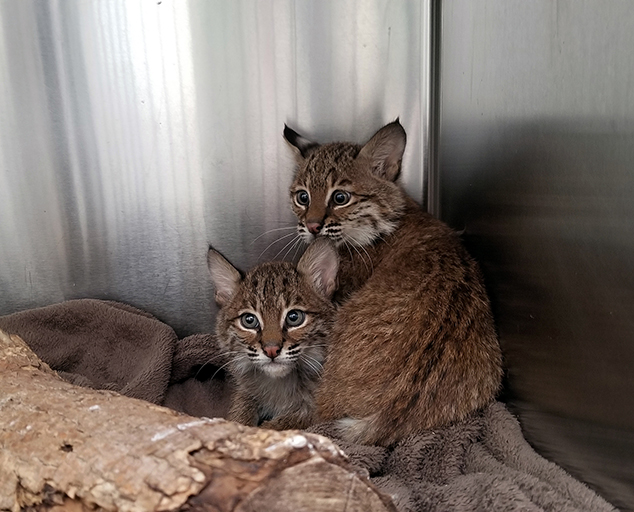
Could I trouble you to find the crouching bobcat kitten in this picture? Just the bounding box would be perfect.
[284,120,503,445]
[207,238,338,430]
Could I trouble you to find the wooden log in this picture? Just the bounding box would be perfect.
[0,329,396,512]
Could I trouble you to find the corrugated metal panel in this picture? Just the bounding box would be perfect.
[0,0,432,335]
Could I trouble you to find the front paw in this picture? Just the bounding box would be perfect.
[259,417,287,430]
[260,413,313,431]
[227,406,259,427]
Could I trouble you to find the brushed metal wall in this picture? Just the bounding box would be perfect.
[4,0,630,507]
[0,0,432,335]
[439,1,634,509]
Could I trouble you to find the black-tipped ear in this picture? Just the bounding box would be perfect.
[284,124,318,160]
[356,120,406,182]
[207,246,242,307]
[297,238,339,299]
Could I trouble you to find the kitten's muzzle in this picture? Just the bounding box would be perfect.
[306,221,323,234]
[262,342,282,360]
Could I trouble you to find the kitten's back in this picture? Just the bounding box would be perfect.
[317,205,502,445]
[285,121,503,446]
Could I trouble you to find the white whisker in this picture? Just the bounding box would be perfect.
[344,234,372,274]
[300,354,322,375]
[272,234,301,260]
[257,231,298,260]
[302,354,324,371]
[342,239,355,263]
[290,238,305,262]
[251,225,297,245]
[282,236,304,261]
[352,237,374,273]
[193,351,242,379]
[375,233,392,247]
[207,358,236,381]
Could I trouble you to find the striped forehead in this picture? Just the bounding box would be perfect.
[241,263,302,312]
[298,143,359,190]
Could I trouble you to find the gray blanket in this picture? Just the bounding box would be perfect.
[0,299,616,512]
[310,404,614,512]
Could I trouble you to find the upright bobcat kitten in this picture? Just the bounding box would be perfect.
[207,238,338,430]
[284,120,503,445]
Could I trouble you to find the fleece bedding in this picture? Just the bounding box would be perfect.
[0,299,616,512]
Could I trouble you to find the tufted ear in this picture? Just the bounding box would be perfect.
[297,238,339,299]
[283,124,318,161]
[357,120,407,182]
[207,246,242,307]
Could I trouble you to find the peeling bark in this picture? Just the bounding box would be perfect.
[0,330,395,512]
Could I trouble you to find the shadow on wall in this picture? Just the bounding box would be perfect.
[440,122,634,511]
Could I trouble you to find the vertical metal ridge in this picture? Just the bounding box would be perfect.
[425,0,442,217]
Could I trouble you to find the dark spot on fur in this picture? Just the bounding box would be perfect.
[406,391,421,411]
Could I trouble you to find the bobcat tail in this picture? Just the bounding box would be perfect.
[334,414,389,445]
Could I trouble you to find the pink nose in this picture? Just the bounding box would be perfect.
[306,222,322,234]
[263,345,281,359]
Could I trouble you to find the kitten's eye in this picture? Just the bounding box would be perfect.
[240,313,260,330]
[295,190,310,207]
[332,190,351,206]
[285,309,306,328]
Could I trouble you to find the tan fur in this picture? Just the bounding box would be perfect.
[285,121,503,446]
[207,239,338,430]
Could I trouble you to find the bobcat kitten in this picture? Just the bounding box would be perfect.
[207,238,338,430]
[284,120,503,445]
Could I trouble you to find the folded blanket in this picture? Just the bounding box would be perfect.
[0,300,176,403]
[0,299,230,417]
[0,299,616,512]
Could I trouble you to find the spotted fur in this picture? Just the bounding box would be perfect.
[284,121,503,445]
[207,238,338,430]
